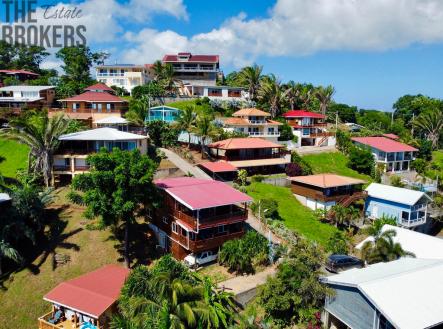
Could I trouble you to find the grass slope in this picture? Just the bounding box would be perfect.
[302,152,372,182]
[0,188,121,329]
[246,182,339,246]
[0,139,29,178]
[167,99,210,113]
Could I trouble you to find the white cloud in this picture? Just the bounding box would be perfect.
[121,0,443,67]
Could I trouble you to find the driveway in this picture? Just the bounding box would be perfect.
[218,265,276,295]
[159,148,212,179]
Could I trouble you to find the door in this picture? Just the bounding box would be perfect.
[371,205,378,218]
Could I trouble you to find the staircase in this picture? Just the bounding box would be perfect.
[316,135,328,147]
[339,191,368,207]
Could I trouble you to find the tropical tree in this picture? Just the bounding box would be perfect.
[152,59,165,81]
[315,85,335,117]
[326,231,349,255]
[126,95,149,126]
[1,112,70,187]
[283,81,300,111]
[413,109,443,149]
[162,63,182,95]
[360,222,414,264]
[68,148,158,268]
[237,65,263,101]
[258,74,285,118]
[0,239,22,276]
[193,115,217,157]
[330,204,348,227]
[176,106,197,149]
[346,206,361,228]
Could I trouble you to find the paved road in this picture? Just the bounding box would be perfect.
[159,148,212,179]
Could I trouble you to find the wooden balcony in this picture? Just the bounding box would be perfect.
[172,207,247,230]
[190,231,244,252]
[38,311,105,329]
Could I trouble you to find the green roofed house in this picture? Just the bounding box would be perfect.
[146,105,180,123]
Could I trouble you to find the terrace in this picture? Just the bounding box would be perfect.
[38,311,103,329]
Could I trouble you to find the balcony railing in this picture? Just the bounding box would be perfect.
[401,217,426,227]
[226,153,284,161]
[248,120,267,124]
[310,132,334,138]
[39,311,104,329]
[53,165,70,171]
[97,73,125,77]
[172,207,247,230]
[74,165,90,171]
[190,231,244,251]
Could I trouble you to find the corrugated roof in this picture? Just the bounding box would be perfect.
[199,161,238,173]
[355,225,443,259]
[282,110,325,118]
[209,138,282,150]
[365,183,431,206]
[59,91,126,103]
[44,265,129,318]
[289,174,365,188]
[162,54,219,63]
[351,136,418,152]
[323,258,443,329]
[0,85,54,92]
[154,177,252,210]
[59,128,147,141]
[382,133,399,140]
[233,108,270,117]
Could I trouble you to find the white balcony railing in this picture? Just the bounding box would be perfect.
[248,120,267,124]
[248,131,280,137]
[97,73,124,77]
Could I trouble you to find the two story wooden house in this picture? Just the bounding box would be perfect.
[150,177,252,260]
[208,137,289,175]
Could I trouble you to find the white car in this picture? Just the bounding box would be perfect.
[184,251,217,268]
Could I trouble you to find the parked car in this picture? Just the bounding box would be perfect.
[326,254,364,273]
[184,251,217,268]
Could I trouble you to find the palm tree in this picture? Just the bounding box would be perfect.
[347,206,361,228]
[315,85,335,117]
[176,106,197,149]
[126,95,149,126]
[413,109,443,149]
[1,113,69,187]
[258,74,285,118]
[0,239,22,276]
[361,227,415,264]
[283,81,300,111]
[194,115,217,158]
[152,59,165,82]
[237,65,263,101]
[162,63,182,95]
[330,204,348,227]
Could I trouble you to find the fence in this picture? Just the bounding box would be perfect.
[252,176,291,187]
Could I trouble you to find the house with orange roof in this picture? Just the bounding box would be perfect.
[222,108,282,142]
[208,137,290,175]
[289,174,367,210]
[55,83,128,126]
[282,110,335,147]
[38,264,129,329]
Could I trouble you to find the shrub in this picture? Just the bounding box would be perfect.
[326,232,349,255]
[251,175,265,183]
[390,175,405,188]
[285,162,303,177]
[336,129,352,154]
[411,158,427,174]
[237,169,248,186]
[219,231,269,274]
[290,152,313,175]
[250,198,279,220]
[348,146,374,175]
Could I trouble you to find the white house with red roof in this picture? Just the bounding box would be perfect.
[282,110,335,147]
[95,63,151,94]
[352,136,418,172]
[162,52,220,95]
[39,264,129,329]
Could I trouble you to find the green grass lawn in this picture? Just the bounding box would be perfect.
[246,182,339,246]
[0,188,121,329]
[0,139,29,178]
[302,152,372,182]
[167,99,211,114]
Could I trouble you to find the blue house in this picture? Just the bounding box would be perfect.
[146,105,180,123]
[364,183,432,228]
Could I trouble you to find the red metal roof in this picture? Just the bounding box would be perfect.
[162,54,219,63]
[199,161,238,173]
[44,265,129,318]
[352,137,418,152]
[60,91,126,103]
[154,177,252,210]
[84,83,114,92]
[382,133,400,140]
[209,138,283,150]
[0,69,39,76]
[282,110,325,119]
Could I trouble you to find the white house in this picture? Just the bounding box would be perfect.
[322,258,443,329]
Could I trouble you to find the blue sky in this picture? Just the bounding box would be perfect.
[21,0,443,110]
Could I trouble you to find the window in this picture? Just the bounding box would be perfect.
[97,103,103,112]
[189,232,196,240]
[162,216,168,224]
[217,225,227,234]
[401,211,409,221]
[72,103,79,112]
[172,222,178,233]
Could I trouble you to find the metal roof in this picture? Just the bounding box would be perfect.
[94,116,128,124]
[289,174,366,188]
[209,138,283,150]
[365,183,431,206]
[351,136,418,152]
[323,258,443,329]
[59,128,147,141]
[0,85,54,92]
[355,225,443,260]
